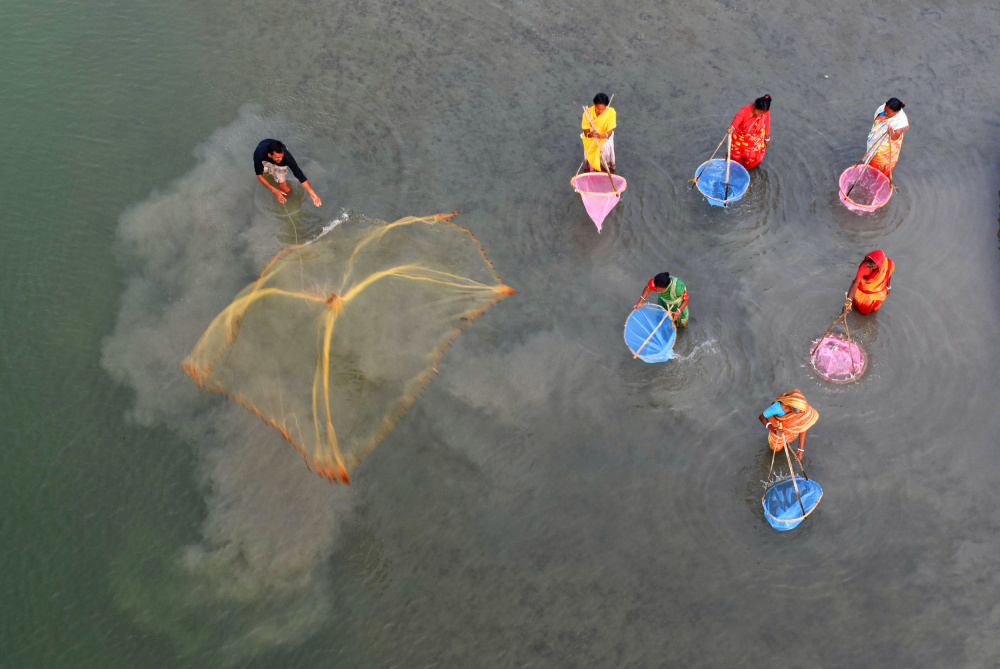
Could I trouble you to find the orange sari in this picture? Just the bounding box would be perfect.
[853,250,894,315]
[767,390,819,452]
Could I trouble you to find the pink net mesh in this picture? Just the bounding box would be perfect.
[809,335,867,384]
[571,173,627,232]
[838,165,892,213]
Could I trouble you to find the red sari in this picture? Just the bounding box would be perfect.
[729,104,770,169]
[853,250,895,315]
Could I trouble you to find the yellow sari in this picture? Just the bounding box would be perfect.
[580,106,617,172]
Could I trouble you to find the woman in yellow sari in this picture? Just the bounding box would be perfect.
[757,390,819,461]
[581,92,616,173]
[867,98,908,178]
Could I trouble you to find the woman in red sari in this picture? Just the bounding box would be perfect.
[842,250,895,315]
[728,95,771,169]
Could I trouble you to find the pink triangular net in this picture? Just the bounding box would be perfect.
[571,173,627,232]
[839,165,892,213]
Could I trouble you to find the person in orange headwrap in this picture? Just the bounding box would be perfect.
[757,390,819,461]
[728,95,772,169]
[842,250,895,316]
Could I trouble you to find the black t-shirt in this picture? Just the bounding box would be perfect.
[253,139,307,183]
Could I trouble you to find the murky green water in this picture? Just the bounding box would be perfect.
[5,0,1000,666]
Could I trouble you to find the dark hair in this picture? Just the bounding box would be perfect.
[753,94,772,111]
[885,97,905,112]
[266,140,285,155]
[653,272,671,289]
[593,92,610,106]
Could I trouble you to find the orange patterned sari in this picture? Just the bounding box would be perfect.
[853,250,894,315]
[767,390,819,452]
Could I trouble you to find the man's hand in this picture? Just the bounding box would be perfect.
[272,188,288,204]
[302,182,322,207]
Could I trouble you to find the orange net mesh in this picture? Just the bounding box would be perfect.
[182,212,514,483]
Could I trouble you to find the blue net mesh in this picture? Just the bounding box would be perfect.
[624,304,676,363]
[695,159,750,207]
[762,477,823,531]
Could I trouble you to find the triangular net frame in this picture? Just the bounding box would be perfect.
[182,213,515,483]
[838,164,892,213]
[695,159,750,207]
[624,303,676,363]
[571,173,627,232]
[762,476,824,531]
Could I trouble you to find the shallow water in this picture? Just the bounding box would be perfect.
[5,0,1000,666]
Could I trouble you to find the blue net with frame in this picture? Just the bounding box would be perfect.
[624,303,676,363]
[695,158,750,207]
[762,476,823,531]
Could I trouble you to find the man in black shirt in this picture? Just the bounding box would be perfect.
[253,139,322,206]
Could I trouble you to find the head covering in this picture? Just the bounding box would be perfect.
[865,249,887,267]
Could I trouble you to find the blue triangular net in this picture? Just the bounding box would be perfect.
[624,304,676,363]
[695,159,750,207]
[762,477,823,531]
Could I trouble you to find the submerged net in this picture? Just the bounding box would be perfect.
[571,172,627,232]
[695,158,750,207]
[624,303,676,363]
[762,477,823,531]
[810,334,867,384]
[838,164,892,213]
[183,213,514,483]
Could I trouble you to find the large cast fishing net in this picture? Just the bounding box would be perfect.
[570,173,627,232]
[183,212,514,483]
[695,158,750,207]
[838,164,892,213]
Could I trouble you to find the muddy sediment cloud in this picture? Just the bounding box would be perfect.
[102,106,349,662]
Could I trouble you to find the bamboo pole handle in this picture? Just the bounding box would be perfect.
[810,312,845,356]
[844,128,890,199]
[691,131,730,188]
[723,132,732,202]
[782,433,808,517]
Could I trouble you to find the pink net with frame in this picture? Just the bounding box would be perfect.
[809,335,867,384]
[571,173,627,232]
[838,165,892,213]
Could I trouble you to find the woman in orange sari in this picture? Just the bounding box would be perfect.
[757,390,819,461]
[842,250,895,315]
[728,95,771,169]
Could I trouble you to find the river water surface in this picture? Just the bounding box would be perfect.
[5,0,1000,666]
